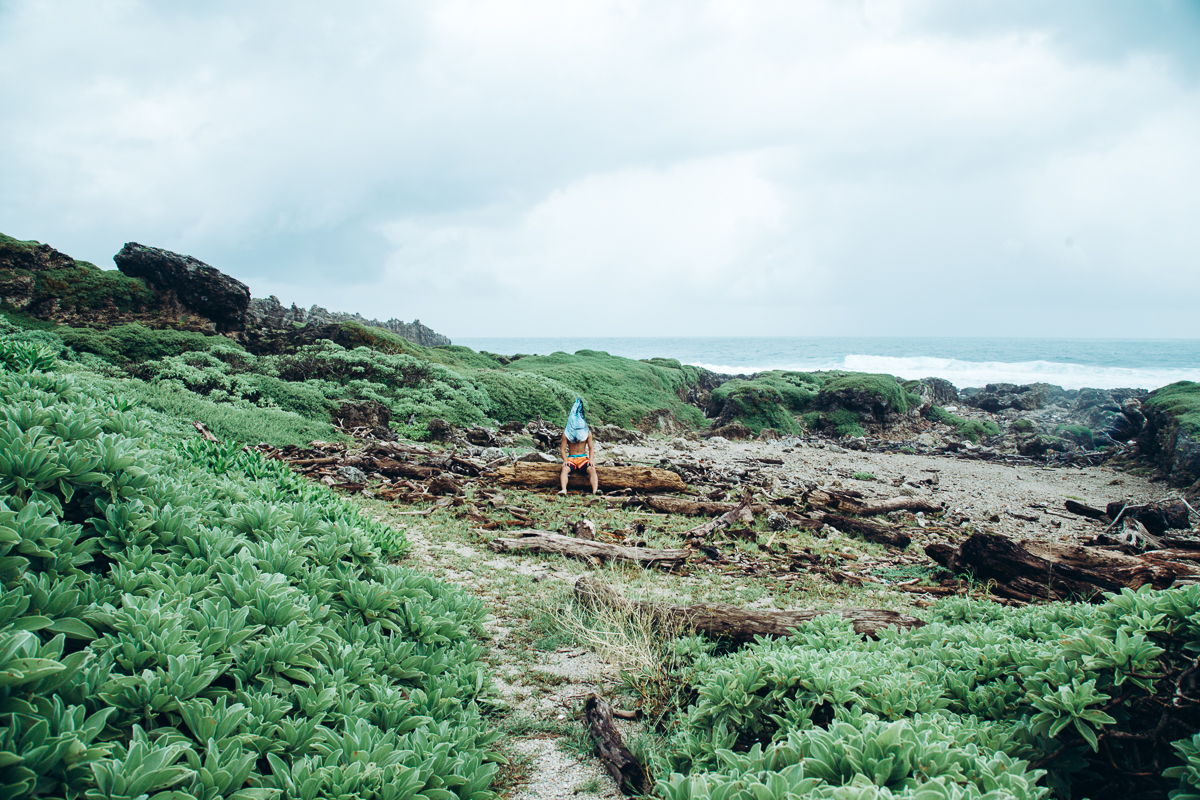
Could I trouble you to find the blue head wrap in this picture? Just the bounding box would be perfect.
[565,398,589,443]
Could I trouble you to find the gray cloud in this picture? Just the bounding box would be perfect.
[1,0,1197,338]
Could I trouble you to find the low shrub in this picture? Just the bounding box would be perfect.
[1055,424,1095,449]
[57,323,226,365]
[818,373,920,415]
[0,332,502,800]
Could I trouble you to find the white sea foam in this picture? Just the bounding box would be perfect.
[689,355,1200,391]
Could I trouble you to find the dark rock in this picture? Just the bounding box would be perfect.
[371,425,398,441]
[706,422,753,440]
[1016,434,1061,456]
[426,418,454,442]
[964,383,1067,413]
[639,409,679,434]
[465,427,496,446]
[918,377,959,407]
[335,465,368,484]
[114,243,250,331]
[595,424,643,445]
[334,400,391,430]
[499,421,525,434]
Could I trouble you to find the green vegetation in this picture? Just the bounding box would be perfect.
[1012,418,1036,433]
[850,471,875,481]
[1145,381,1200,435]
[0,335,501,800]
[646,589,1200,799]
[817,373,921,415]
[58,323,223,365]
[927,406,1002,443]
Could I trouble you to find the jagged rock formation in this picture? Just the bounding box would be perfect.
[245,296,450,347]
[0,233,452,348]
[115,242,250,332]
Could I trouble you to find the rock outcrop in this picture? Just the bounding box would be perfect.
[1136,382,1200,488]
[115,243,250,332]
[962,382,1069,413]
[245,296,450,348]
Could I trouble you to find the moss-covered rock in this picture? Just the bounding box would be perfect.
[1139,381,1200,486]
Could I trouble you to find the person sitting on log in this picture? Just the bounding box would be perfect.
[560,397,599,495]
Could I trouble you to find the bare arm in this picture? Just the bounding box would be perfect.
[587,432,594,462]
[561,434,569,462]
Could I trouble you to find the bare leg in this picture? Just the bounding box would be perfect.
[589,465,599,494]
[559,464,569,494]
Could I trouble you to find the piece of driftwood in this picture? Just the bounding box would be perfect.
[574,577,925,643]
[192,421,219,442]
[1064,499,1110,521]
[583,694,650,796]
[495,462,686,492]
[926,533,1181,602]
[1108,500,1192,536]
[489,531,687,570]
[857,497,943,517]
[820,514,911,549]
[682,496,753,542]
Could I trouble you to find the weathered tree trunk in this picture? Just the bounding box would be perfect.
[573,519,597,540]
[574,577,925,643]
[820,514,911,549]
[489,531,688,570]
[495,462,686,492]
[583,694,650,796]
[926,533,1182,602]
[1064,499,1110,521]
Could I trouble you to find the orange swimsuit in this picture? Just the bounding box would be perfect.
[566,453,591,472]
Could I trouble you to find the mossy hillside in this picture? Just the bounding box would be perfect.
[0,337,502,800]
[817,372,920,416]
[708,371,821,434]
[1,233,155,312]
[505,349,707,428]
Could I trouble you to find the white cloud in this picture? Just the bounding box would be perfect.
[0,0,1197,337]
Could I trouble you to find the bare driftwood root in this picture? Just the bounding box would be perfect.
[682,494,754,543]
[495,462,687,492]
[574,577,925,643]
[488,531,688,570]
[583,694,650,796]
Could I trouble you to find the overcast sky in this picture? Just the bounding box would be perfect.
[2,1,1198,339]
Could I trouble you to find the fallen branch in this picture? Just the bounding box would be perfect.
[574,577,925,643]
[192,421,219,443]
[489,531,687,570]
[583,694,650,796]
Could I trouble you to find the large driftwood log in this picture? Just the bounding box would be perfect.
[820,514,911,549]
[488,531,688,570]
[574,577,925,643]
[926,533,1181,602]
[495,462,686,492]
[583,694,649,796]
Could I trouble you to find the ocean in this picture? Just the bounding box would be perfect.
[451,337,1200,392]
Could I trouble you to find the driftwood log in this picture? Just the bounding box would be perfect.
[495,462,687,493]
[858,496,944,517]
[574,577,925,643]
[926,532,1189,602]
[583,694,649,796]
[640,495,757,516]
[820,513,911,549]
[488,531,688,570]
